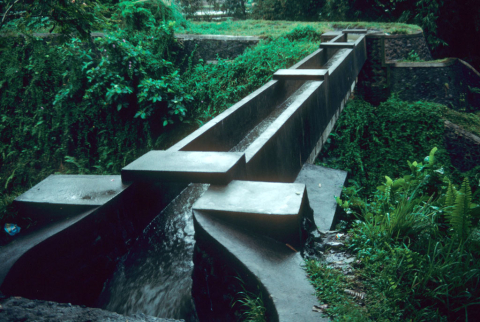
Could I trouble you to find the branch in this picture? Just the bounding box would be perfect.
[0,0,21,29]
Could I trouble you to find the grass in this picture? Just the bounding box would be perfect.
[175,19,421,38]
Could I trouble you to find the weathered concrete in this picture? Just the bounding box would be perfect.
[294,164,347,231]
[170,80,305,152]
[192,180,313,247]
[320,42,356,49]
[14,175,128,221]
[342,29,368,34]
[121,151,246,184]
[193,210,325,322]
[273,69,328,80]
[0,296,182,322]
[3,181,184,306]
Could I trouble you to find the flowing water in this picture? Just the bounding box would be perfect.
[97,184,208,321]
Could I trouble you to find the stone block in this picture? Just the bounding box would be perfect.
[272,69,328,80]
[14,175,128,220]
[320,42,356,49]
[192,180,313,246]
[342,29,368,34]
[121,151,246,185]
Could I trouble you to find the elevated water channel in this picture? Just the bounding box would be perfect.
[97,33,363,320]
[97,81,315,320]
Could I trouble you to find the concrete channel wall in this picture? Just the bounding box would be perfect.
[2,31,367,321]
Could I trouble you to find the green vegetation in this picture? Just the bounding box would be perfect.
[235,286,267,322]
[179,19,421,38]
[308,147,480,321]
[311,94,480,320]
[317,96,480,198]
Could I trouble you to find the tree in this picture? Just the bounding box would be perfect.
[0,0,100,39]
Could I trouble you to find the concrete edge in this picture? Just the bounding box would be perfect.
[386,57,457,68]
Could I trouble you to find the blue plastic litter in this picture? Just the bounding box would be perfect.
[4,223,21,236]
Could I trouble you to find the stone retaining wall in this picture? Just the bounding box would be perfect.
[388,58,480,110]
[383,31,432,61]
[176,34,260,64]
[444,120,480,172]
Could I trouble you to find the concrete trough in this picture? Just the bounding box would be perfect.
[294,164,347,231]
[5,31,368,318]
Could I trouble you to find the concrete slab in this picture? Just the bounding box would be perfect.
[273,69,328,80]
[320,42,356,49]
[192,180,311,246]
[294,164,347,231]
[342,29,368,34]
[14,175,129,220]
[193,210,326,322]
[121,151,246,185]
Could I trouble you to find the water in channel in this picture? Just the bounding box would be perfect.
[97,184,208,321]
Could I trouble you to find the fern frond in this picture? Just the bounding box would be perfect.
[450,178,472,240]
[445,182,455,208]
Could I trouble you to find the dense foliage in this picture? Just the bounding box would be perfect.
[308,148,480,321]
[317,96,480,199]
[183,36,317,124]
[0,4,318,230]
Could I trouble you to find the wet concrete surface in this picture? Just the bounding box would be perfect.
[193,209,328,322]
[273,69,328,80]
[0,296,183,322]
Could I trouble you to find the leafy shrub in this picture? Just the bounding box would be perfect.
[317,96,446,196]
[310,149,480,321]
[183,37,317,124]
[0,20,191,229]
[284,25,322,42]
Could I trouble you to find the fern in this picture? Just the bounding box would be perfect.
[445,182,456,207]
[449,178,472,240]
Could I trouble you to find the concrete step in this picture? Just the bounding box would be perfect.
[14,175,129,221]
[192,180,313,247]
[320,42,356,49]
[273,69,328,80]
[121,151,246,185]
[294,164,347,231]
